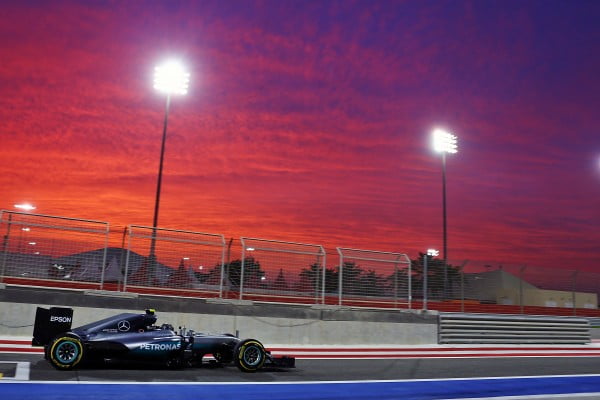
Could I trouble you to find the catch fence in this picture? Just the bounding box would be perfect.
[1,210,599,317]
[123,225,226,297]
[0,211,109,287]
[336,247,411,308]
[239,237,326,304]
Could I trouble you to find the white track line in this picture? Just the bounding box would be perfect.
[0,361,30,381]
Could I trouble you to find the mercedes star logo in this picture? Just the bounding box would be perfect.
[117,320,130,332]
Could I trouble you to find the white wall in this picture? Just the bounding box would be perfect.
[0,301,438,345]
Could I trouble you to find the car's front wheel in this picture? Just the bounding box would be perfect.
[48,335,84,370]
[234,339,266,372]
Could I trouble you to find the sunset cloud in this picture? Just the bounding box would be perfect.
[0,1,598,271]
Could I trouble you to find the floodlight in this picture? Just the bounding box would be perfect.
[153,60,190,95]
[432,129,458,154]
[427,249,439,257]
[14,203,36,211]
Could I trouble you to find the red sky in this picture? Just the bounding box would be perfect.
[0,1,598,270]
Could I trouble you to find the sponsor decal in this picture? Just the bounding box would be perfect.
[117,320,130,332]
[139,342,181,351]
[50,316,72,323]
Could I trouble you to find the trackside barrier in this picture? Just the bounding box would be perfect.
[2,209,599,320]
[0,210,109,287]
[336,247,411,308]
[439,312,591,344]
[123,225,226,296]
[239,237,326,304]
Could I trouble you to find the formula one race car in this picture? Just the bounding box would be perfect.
[32,307,295,372]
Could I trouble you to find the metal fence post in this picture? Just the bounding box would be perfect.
[318,251,326,305]
[239,240,246,300]
[408,258,412,310]
[314,253,320,304]
[99,224,109,290]
[123,226,132,292]
[423,254,428,311]
[394,262,399,309]
[0,212,12,282]
[337,248,343,306]
[218,237,228,299]
[222,238,233,299]
[119,227,127,292]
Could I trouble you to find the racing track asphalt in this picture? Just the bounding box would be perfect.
[2,353,600,382]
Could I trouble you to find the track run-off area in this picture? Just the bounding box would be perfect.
[3,340,600,399]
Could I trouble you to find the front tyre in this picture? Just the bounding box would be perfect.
[48,336,84,370]
[234,339,266,372]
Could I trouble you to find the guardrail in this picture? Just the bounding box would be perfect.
[439,313,591,344]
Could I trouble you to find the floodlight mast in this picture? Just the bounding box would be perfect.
[431,128,458,299]
[148,60,190,285]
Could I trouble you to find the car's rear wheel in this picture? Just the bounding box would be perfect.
[234,339,266,372]
[48,335,84,370]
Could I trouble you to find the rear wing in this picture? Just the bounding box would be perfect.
[32,307,74,346]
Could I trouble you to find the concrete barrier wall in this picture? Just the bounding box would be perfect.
[0,286,438,345]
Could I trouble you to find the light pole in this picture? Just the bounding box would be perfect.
[432,129,458,299]
[148,60,190,284]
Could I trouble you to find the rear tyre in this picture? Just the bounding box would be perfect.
[48,335,84,370]
[234,339,266,372]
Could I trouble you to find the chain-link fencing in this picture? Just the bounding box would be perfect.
[238,237,326,304]
[122,225,226,296]
[336,247,411,308]
[2,210,599,316]
[0,210,109,287]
